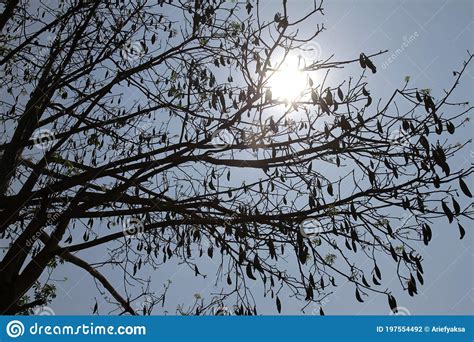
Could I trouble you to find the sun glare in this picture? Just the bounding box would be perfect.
[268,55,308,102]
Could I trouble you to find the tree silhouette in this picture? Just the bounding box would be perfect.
[0,0,472,315]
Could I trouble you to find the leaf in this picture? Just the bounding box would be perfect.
[253,254,263,273]
[93,300,98,314]
[238,246,245,264]
[351,240,357,253]
[365,95,372,107]
[452,197,460,215]
[355,288,364,302]
[362,275,371,288]
[415,90,422,102]
[337,87,344,101]
[416,270,424,285]
[374,263,381,280]
[265,88,272,103]
[388,294,397,313]
[309,273,315,288]
[441,200,454,223]
[276,296,282,313]
[458,223,466,240]
[345,239,352,250]
[219,92,226,109]
[419,135,429,151]
[246,2,253,14]
[350,203,358,220]
[327,183,334,196]
[227,274,232,285]
[407,274,418,296]
[359,53,366,69]
[415,194,424,213]
[389,244,398,262]
[422,224,432,246]
[415,258,424,274]
[446,121,455,134]
[325,90,333,107]
[320,99,330,114]
[402,250,410,263]
[305,284,314,300]
[311,89,318,104]
[246,262,256,280]
[324,124,330,139]
[440,161,451,177]
[364,56,376,73]
[362,86,370,96]
[207,246,213,259]
[319,307,325,316]
[423,94,436,112]
[209,179,215,190]
[459,177,472,198]
[402,120,410,132]
[340,115,351,131]
[376,119,383,133]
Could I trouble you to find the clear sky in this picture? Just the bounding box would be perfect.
[42,0,473,315]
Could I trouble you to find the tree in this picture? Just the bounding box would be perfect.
[0,0,472,315]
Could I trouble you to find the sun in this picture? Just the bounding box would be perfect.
[267,55,308,102]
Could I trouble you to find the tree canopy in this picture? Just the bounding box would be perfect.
[0,0,472,315]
